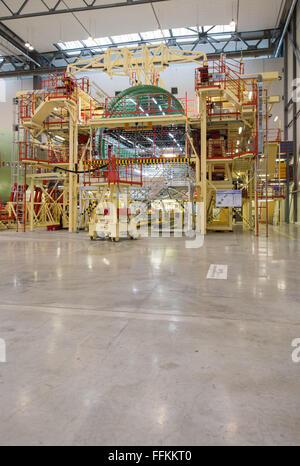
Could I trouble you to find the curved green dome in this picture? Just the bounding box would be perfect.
[106,85,184,118]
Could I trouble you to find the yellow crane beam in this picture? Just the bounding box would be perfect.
[67,44,207,86]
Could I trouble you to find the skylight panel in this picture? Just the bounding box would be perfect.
[66,51,81,56]
[56,24,238,53]
[111,33,141,43]
[210,34,232,41]
[94,37,112,46]
[209,24,236,34]
[92,48,105,53]
[141,30,162,40]
[187,26,198,33]
[172,28,195,37]
[58,42,67,50]
[83,37,111,47]
[146,41,163,45]
[83,38,97,47]
[141,29,170,40]
[59,40,83,50]
[203,26,214,32]
[178,38,197,43]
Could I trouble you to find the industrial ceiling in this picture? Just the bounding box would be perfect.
[0,0,287,77]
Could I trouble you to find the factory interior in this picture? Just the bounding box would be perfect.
[0,0,299,447]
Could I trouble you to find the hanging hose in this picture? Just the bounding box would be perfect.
[53,163,108,175]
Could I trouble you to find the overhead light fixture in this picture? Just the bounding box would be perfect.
[230,20,236,29]
[274,116,279,122]
[239,127,242,134]
[55,135,65,142]
[152,98,158,105]
[25,42,34,51]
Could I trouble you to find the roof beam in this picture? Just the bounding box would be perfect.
[0,21,43,67]
[0,0,170,20]
[17,0,30,15]
[0,47,277,78]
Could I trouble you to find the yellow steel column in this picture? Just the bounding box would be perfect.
[30,178,34,232]
[198,93,207,235]
[72,121,78,232]
[68,116,74,233]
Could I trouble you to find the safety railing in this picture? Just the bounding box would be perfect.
[264,128,282,143]
[242,79,258,106]
[180,97,199,118]
[19,142,68,164]
[207,98,241,121]
[195,57,244,103]
[20,93,36,120]
[42,72,90,95]
[19,73,92,124]
[83,157,143,187]
[207,130,258,159]
[103,93,185,118]
[256,182,286,200]
[0,202,9,221]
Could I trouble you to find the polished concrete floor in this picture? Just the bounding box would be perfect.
[0,225,300,446]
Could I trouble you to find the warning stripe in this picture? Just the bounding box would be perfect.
[82,201,97,215]
[84,158,190,167]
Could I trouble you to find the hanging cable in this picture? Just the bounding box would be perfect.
[60,0,92,39]
[150,2,166,43]
[53,164,108,175]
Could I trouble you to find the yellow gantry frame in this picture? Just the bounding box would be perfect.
[16,45,280,234]
[67,44,207,87]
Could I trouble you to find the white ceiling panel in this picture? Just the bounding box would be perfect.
[2,13,88,52]
[75,4,156,40]
[153,0,233,29]
[18,0,49,14]
[238,0,284,31]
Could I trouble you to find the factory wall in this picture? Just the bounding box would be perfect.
[297,2,300,223]
[0,77,33,201]
[284,0,300,224]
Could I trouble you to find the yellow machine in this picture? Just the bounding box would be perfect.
[12,44,283,238]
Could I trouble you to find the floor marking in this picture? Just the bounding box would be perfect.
[207,264,228,280]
